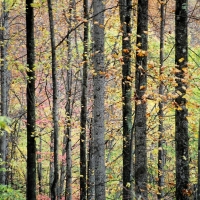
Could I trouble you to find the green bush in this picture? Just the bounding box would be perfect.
[0,185,25,200]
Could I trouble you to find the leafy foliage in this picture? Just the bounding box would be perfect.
[0,185,25,200]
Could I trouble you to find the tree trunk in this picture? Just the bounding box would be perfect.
[80,0,88,199]
[0,0,9,185]
[65,70,72,200]
[64,2,74,199]
[47,0,59,199]
[135,0,148,199]
[87,119,95,200]
[93,0,105,198]
[157,2,166,199]
[26,0,36,199]
[175,0,189,199]
[119,1,133,199]
[37,135,43,194]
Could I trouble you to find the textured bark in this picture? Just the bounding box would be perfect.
[49,132,54,196]
[135,0,148,199]
[175,1,189,199]
[119,0,133,199]
[157,2,166,199]
[87,119,95,200]
[80,0,88,199]
[0,0,9,185]
[65,3,74,195]
[47,0,59,199]
[58,135,66,199]
[93,0,105,198]
[26,0,36,199]
[37,135,42,194]
[65,70,72,200]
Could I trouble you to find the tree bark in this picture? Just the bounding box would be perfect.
[175,0,189,199]
[26,0,36,199]
[93,0,105,198]
[65,3,74,197]
[119,0,133,199]
[87,119,95,200]
[80,0,88,199]
[37,135,43,194]
[47,0,59,199]
[0,0,9,185]
[64,2,74,199]
[135,0,148,199]
[65,70,72,200]
[157,1,166,199]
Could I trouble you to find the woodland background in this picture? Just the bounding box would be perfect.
[0,0,200,199]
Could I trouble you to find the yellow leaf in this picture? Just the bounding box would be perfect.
[94,21,99,25]
[140,85,146,90]
[4,126,12,133]
[182,156,187,160]
[99,24,104,29]
[126,182,131,188]
[123,49,129,53]
[123,37,129,41]
[176,106,182,111]
[30,3,41,8]
[99,71,106,75]
[112,54,118,59]
[178,57,184,63]
[126,76,132,81]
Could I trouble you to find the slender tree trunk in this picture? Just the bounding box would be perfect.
[93,0,105,198]
[26,0,36,199]
[37,135,43,194]
[157,2,166,199]
[64,2,74,199]
[175,1,189,199]
[0,0,9,185]
[87,119,95,200]
[49,131,54,196]
[80,0,88,199]
[119,1,133,199]
[47,0,59,199]
[135,0,148,199]
[65,70,72,200]
[59,135,66,198]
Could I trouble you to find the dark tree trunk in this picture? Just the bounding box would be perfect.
[87,119,95,200]
[80,0,88,199]
[93,0,105,198]
[175,0,189,199]
[0,0,9,185]
[26,0,36,199]
[37,135,43,194]
[47,0,59,199]
[157,2,166,199]
[135,0,148,199]
[48,0,59,200]
[119,0,133,199]
[64,2,75,199]
[65,70,72,200]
